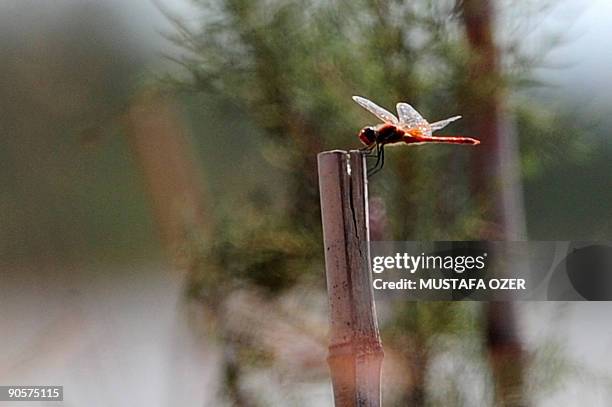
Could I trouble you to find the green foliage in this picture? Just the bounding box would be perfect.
[189,211,321,300]
[515,102,593,179]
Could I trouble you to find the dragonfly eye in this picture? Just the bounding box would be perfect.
[359,127,377,145]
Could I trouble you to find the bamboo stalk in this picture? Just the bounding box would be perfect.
[317,150,383,407]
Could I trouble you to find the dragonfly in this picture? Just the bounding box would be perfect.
[352,96,480,175]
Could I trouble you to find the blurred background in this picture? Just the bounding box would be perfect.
[1,0,611,405]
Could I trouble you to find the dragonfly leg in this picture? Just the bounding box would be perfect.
[368,144,385,177]
[366,144,383,176]
[368,143,381,168]
[361,143,377,157]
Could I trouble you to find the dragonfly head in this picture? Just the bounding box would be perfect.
[358,126,377,146]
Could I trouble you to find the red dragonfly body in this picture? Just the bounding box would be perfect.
[358,122,479,147]
[352,96,480,174]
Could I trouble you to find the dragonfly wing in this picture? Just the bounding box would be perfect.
[352,96,399,125]
[430,115,462,131]
[396,102,429,130]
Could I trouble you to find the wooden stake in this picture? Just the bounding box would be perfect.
[317,150,383,407]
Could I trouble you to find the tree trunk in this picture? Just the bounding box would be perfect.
[460,1,528,406]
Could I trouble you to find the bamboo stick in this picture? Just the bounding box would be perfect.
[317,150,383,407]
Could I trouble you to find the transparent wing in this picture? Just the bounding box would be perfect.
[352,96,398,125]
[430,115,462,132]
[396,102,429,129]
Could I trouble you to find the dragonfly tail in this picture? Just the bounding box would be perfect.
[407,135,480,145]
